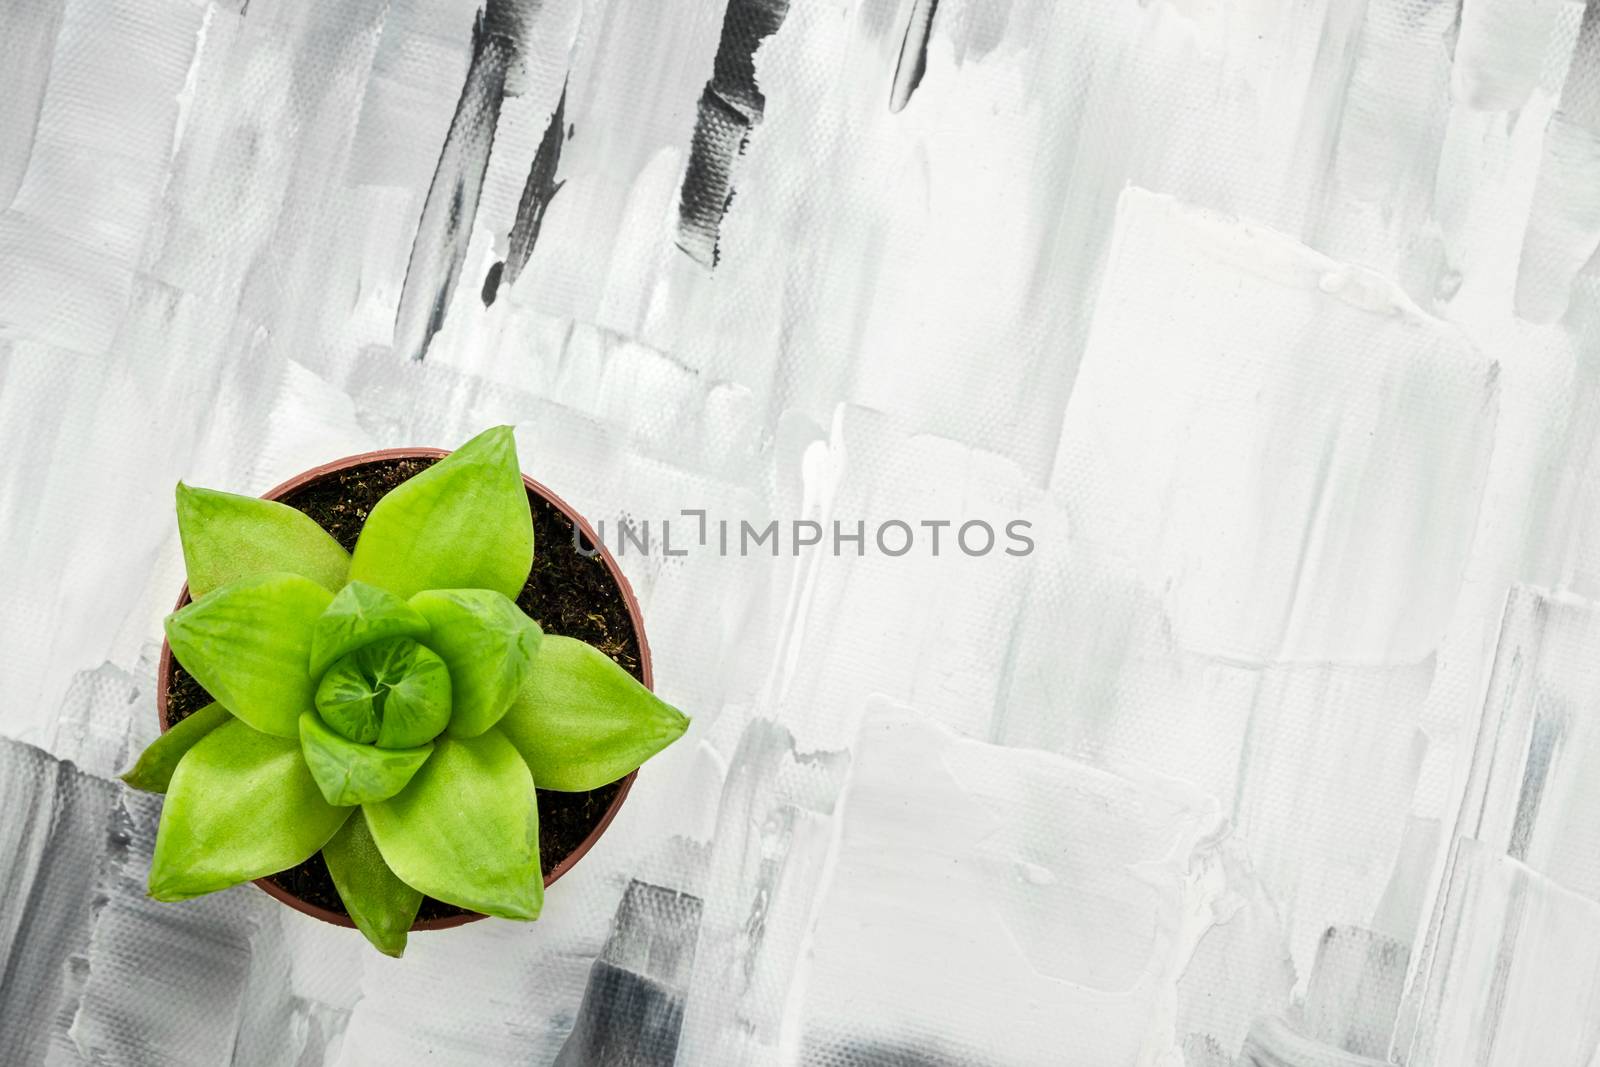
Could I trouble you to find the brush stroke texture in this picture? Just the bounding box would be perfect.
[0,0,66,206]
[0,740,115,1065]
[0,0,201,353]
[1453,0,1564,110]
[792,708,1224,1064]
[889,0,939,113]
[1404,840,1600,1066]
[393,4,520,361]
[1514,0,1600,324]
[553,881,703,1065]
[485,80,568,305]
[675,0,792,268]
[7,0,1600,1062]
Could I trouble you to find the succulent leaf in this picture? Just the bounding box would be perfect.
[121,701,232,794]
[372,641,455,748]
[315,637,453,748]
[410,589,542,739]
[347,426,533,601]
[322,810,423,957]
[310,581,430,677]
[164,573,332,738]
[365,729,542,920]
[497,635,688,792]
[299,713,433,806]
[149,719,352,901]
[176,483,349,598]
[313,661,382,743]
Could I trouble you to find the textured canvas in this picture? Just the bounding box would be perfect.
[3,0,1600,1063]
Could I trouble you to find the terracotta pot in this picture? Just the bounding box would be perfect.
[154,446,650,932]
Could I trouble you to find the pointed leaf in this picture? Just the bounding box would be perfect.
[165,573,332,738]
[176,483,349,598]
[365,729,542,920]
[310,581,431,677]
[299,713,432,806]
[410,589,541,738]
[498,636,689,792]
[121,702,232,794]
[149,719,351,901]
[347,426,533,600]
[323,810,422,957]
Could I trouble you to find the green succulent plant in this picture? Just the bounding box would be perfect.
[121,427,687,956]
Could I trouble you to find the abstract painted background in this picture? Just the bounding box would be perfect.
[2,0,1599,1063]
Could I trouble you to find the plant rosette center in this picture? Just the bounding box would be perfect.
[123,427,689,957]
[315,636,451,747]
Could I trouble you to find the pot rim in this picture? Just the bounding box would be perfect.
[154,445,650,933]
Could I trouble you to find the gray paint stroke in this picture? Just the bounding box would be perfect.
[675,0,792,268]
[888,0,939,113]
[485,80,569,306]
[0,740,116,1066]
[553,880,703,1066]
[393,2,526,361]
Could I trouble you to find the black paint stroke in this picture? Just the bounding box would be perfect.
[552,881,703,1066]
[0,741,120,1065]
[394,2,528,361]
[481,260,505,307]
[483,81,568,306]
[675,0,793,269]
[889,0,939,113]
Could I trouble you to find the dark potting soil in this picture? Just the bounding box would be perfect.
[164,456,640,924]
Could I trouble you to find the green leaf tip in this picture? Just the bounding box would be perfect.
[299,713,433,806]
[365,730,543,921]
[175,482,349,598]
[310,581,431,677]
[498,636,688,792]
[121,702,231,794]
[347,426,533,601]
[164,573,332,738]
[149,719,351,901]
[323,811,422,957]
